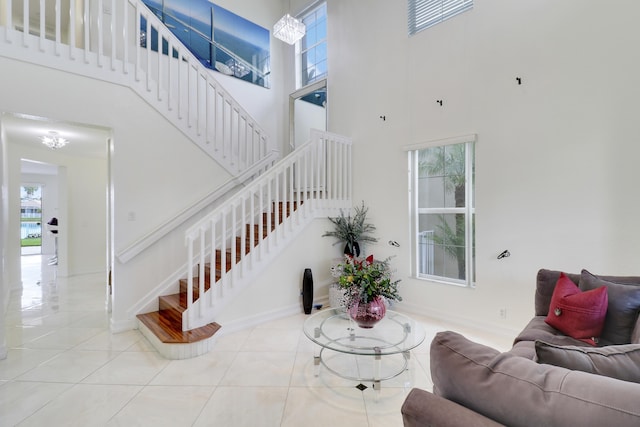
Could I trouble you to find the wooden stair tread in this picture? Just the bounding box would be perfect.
[137,311,221,344]
[139,197,303,353]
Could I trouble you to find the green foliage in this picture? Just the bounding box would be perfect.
[21,238,42,247]
[419,143,469,279]
[335,255,402,306]
[322,201,378,253]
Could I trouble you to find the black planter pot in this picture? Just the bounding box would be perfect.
[302,268,313,314]
[344,241,360,257]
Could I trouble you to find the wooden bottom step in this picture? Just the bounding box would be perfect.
[137,312,221,360]
[137,312,221,344]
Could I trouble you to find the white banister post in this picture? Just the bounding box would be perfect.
[230,203,237,283]
[347,141,352,200]
[187,237,194,313]
[69,0,76,59]
[199,227,205,318]
[97,0,103,66]
[259,183,265,259]
[240,197,246,277]
[177,48,183,119]
[38,0,45,51]
[157,29,162,101]
[135,3,141,80]
[209,216,217,304]
[55,0,61,55]
[167,39,174,110]
[205,76,212,143]
[4,0,12,44]
[289,161,295,229]
[274,172,280,244]
[186,58,192,127]
[220,211,227,290]
[303,147,309,215]
[145,16,151,91]
[266,181,272,252]
[122,1,128,74]
[84,0,90,63]
[196,71,202,136]
[110,0,116,70]
[249,190,255,264]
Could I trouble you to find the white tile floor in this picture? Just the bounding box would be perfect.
[1,254,512,426]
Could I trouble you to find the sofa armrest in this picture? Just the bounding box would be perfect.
[401,388,504,427]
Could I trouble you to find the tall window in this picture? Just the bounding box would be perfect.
[409,136,475,287]
[297,3,327,88]
[408,0,473,36]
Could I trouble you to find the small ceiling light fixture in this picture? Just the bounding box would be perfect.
[273,13,305,45]
[40,131,69,150]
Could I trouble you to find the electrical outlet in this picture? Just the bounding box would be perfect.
[499,308,507,320]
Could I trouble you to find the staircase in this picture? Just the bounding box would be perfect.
[136,131,352,358]
[136,200,301,359]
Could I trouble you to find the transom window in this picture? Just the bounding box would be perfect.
[297,3,327,88]
[408,0,473,36]
[408,135,476,287]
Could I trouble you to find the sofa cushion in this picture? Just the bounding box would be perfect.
[579,269,640,345]
[545,272,608,345]
[512,316,591,359]
[535,269,580,316]
[535,269,640,317]
[431,331,640,427]
[401,388,504,427]
[535,340,640,383]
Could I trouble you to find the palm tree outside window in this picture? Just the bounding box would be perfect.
[411,137,475,287]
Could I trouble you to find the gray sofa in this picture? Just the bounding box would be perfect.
[402,269,640,426]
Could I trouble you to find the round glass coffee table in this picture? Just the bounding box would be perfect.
[303,308,426,389]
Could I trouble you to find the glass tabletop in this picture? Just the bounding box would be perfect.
[303,308,426,356]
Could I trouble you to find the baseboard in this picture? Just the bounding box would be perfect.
[397,301,520,341]
[218,294,330,336]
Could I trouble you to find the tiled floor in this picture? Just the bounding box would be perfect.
[1,254,512,426]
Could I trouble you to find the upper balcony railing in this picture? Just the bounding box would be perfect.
[0,0,277,178]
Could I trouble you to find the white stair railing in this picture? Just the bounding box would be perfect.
[0,0,275,177]
[183,130,352,330]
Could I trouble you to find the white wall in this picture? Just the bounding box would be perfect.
[326,0,640,333]
[294,99,325,148]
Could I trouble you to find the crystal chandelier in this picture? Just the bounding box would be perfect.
[273,13,306,45]
[40,131,69,150]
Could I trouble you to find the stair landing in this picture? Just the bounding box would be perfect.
[137,311,221,359]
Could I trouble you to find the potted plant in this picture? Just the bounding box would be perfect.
[323,201,378,257]
[334,254,402,328]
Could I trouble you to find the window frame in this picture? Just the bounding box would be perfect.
[407,134,476,287]
[295,2,327,89]
[408,0,473,36]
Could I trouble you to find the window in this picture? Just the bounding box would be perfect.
[408,0,473,36]
[297,3,327,88]
[408,135,475,287]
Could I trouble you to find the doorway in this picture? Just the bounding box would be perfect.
[20,183,43,256]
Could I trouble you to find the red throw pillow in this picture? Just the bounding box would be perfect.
[545,272,608,346]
